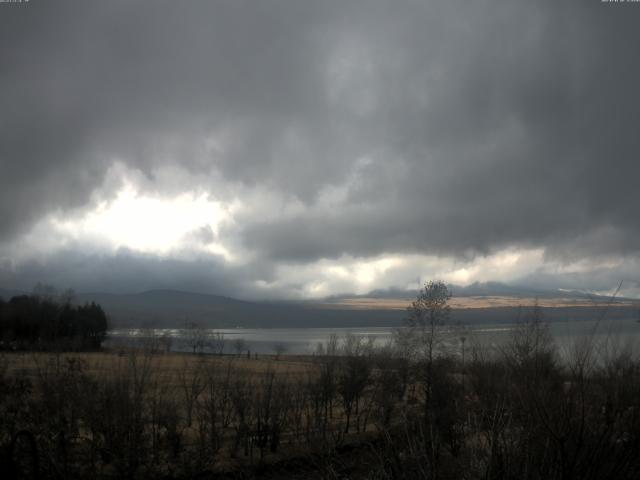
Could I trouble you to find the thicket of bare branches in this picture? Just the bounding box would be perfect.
[1,285,639,479]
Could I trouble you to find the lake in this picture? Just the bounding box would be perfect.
[106,317,640,359]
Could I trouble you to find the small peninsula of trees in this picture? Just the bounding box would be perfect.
[0,286,108,350]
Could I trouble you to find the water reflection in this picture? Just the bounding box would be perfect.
[105,318,640,358]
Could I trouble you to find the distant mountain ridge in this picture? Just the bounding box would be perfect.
[71,288,640,328]
[1,283,638,328]
[332,281,620,302]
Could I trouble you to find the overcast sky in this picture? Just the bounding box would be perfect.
[1,0,639,300]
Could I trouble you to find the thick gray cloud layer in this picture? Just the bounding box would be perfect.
[1,0,639,296]
[0,248,271,298]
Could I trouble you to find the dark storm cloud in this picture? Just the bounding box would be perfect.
[0,0,345,238]
[238,1,640,262]
[1,0,639,289]
[517,260,640,299]
[0,248,281,299]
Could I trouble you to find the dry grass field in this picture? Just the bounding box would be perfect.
[2,350,318,382]
[2,320,640,479]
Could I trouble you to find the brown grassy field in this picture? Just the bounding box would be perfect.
[317,295,640,310]
[2,324,640,480]
[2,350,318,381]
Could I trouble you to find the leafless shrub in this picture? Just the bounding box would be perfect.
[233,337,247,357]
[207,331,226,356]
[273,342,288,360]
[337,335,371,434]
[2,288,640,479]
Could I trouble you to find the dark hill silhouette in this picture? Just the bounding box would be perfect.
[75,287,639,328]
[2,284,637,328]
[77,289,405,328]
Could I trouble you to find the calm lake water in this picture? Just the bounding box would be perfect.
[107,317,640,358]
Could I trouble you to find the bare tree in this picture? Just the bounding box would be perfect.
[207,331,226,355]
[273,342,287,360]
[337,343,371,433]
[504,301,556,377]
[395,280,452,477]
[233,338,246,357]
[159,332,173,353]
[184,321,207,354]
[178,357,206,427]
[398,280,452,364]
